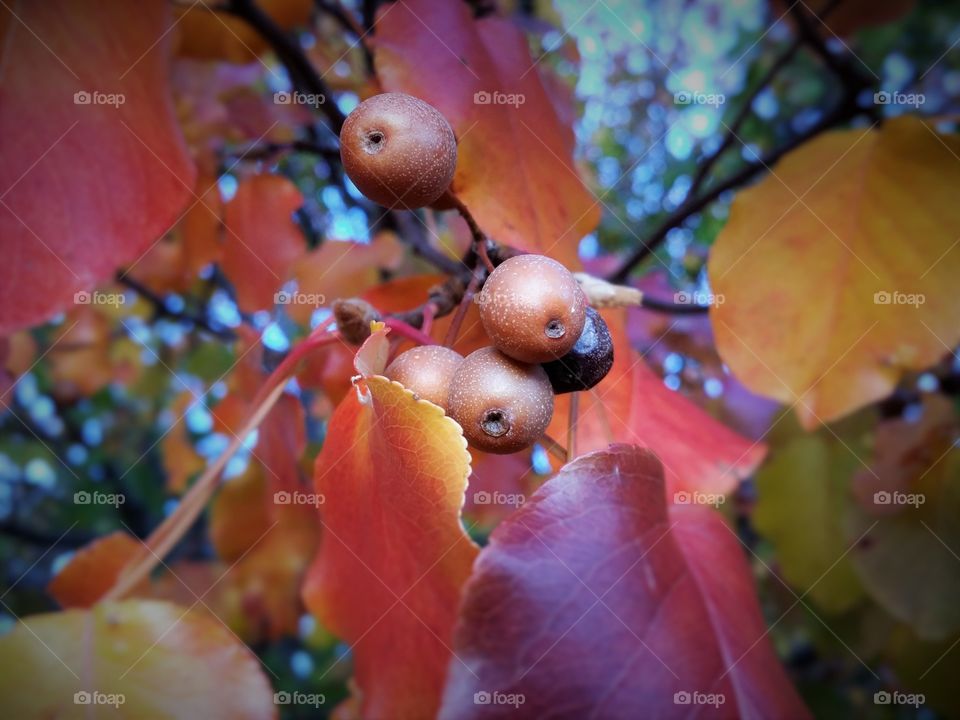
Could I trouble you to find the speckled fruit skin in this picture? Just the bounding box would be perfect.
[384,345,464,409]
[447,346,554,454]
[477,254,587,364]
[339,93,457,209]
[542,307,614,393]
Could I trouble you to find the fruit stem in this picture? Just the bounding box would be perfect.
[540,433,569,464]
[384,317,437,346]
[420,302,437,337]
[567,391,580,460]
[450,193,495,273]
[444,268,481,347]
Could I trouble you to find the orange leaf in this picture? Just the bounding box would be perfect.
[46,307,141,400]
[168,506,320,643]
[0,0,196,333]
[209,464,272,563]
[549,310,766,498]
[303,375,478,719]
[288,233,404,324]
[48,532,143,608]
[374,0,599,267]
[709,118,960,428]
[175,0,312,63]
[228,503,319,640]
[181,174,224,271]
[212,327,309,498]
[222,174,306,313]
[162,391,207,493]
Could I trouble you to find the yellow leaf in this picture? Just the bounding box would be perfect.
[710,117,960,428]
[753,415,868,614]
[0,600,275,719]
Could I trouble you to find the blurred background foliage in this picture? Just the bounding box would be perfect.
[1,0,959,717]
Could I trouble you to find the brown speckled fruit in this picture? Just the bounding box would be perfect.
[477,254,587,363]
[447,346,554,454]
[339,93,457,209]
[384,345,464,409]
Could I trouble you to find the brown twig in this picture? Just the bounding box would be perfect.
[116,273,237,340]
[315,0,374,72]
[607,93,864,284]
[226,0,348,133]
[443,269,482,347]
[539,433,568,464]
[606,0,870,284]
[567,392,580,461]
[450,194,495,272]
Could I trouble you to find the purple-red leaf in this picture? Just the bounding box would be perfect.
[440,445,809,719]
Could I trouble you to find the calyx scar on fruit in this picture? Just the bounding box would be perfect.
[339,92,457,210]
[447,347,554,455]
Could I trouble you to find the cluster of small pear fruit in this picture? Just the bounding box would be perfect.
[340,92,614,454]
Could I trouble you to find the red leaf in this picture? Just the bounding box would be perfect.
[222,174,305,313]
[440,445,810,719]
[0,0,196,333]
[303,374,479,719]
[373,0,599,267]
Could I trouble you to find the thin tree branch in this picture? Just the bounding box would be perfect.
[116,274,237,341]
[0,520,94,548]
[226,0,347,133]
[687,39,804,199]
[789,0,875,91]
[608,0,871,284]
[607,94,864,284]
[315,0,374,72]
